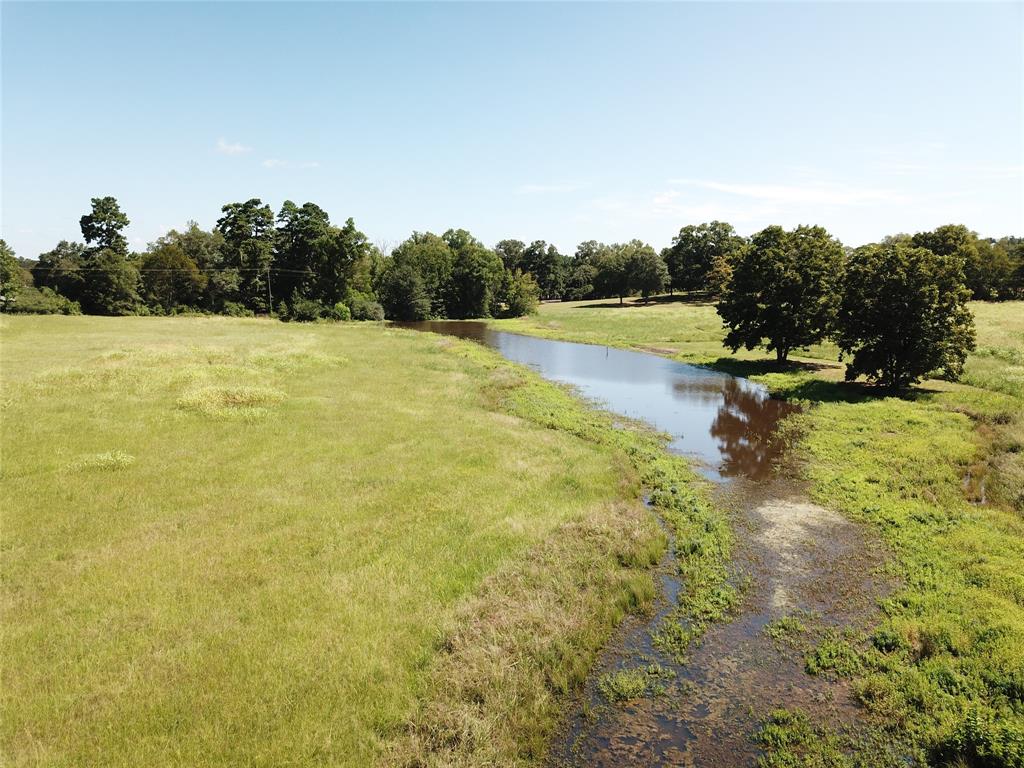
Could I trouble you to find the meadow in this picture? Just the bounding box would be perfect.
[0,315,683,766]
[498,298,1024,765]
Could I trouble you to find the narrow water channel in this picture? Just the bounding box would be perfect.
[398,321,885,767]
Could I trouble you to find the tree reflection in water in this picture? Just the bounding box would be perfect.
[710,378,797,479]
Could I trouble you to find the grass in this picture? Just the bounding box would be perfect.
[495,296,1024,766]
[1,315,685,767]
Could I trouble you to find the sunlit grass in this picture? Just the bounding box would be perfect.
[1,315,670,767]
[497,296,1024,764]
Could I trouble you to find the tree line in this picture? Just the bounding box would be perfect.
[1,197,1019,389]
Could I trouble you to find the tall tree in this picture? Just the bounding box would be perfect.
[79,196,130,256]
[494,239,526,272]
[150,223,226,309]
[33,240,86,301]
[912,224,1014,300]
[274,201,333,302]
[591,245,631,303]
[78,196,138,314]
[717,225,844,363]
[0,240,21,310]
[442,229,503,318]
[522,240,568,300]
[625,241,669,301]
[387,232,454,317]
[664,221,745,295]
[836,241,976,389]
[140,243,206,311]
[216,199,276,311]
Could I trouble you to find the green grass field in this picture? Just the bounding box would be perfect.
[500,297,1024,765]
[1,316,681,766]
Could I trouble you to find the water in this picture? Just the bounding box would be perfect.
[396,321,886,766]
[395,321,795,482]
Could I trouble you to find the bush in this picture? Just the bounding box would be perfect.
[348,295,385,321]
[328,302,352,321]
[7,286,81,315]
[290,296,327,322]
[222,301,254,318]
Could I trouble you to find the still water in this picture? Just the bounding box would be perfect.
[396,320,795,482]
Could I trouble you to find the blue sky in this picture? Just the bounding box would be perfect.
[3,2,1022,259]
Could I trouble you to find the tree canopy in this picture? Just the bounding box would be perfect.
[836,241,976,389]
[717,225,845,363]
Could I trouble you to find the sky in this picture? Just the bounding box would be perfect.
[2,1,1022,259]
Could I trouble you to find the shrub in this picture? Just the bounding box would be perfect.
[328,302,352,321]
[8,286,81,315]
[348,295,385,321]
[222,301,254,317]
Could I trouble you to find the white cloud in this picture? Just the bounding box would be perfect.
[216,137,253,156]
[666,178,906,206]
[516,182,583,195]
[261,158,320,169]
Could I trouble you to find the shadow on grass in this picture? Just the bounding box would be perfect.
[703,357,902,404]
[570,293,717,310]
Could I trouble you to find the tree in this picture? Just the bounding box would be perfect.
[625,241,668,301]
[216,199,276,311]
[592,245,631,303]
[79,196,130,256]
[912,224,1015,300]
[522,240,568,300]
[77,197,138,314]
[33,240,86,301]
[664,221,745,294]
[717,225,844,364]
[496,269,540,317]
[378,263,431,321]
[835,241,976,390]
[442,229,503,318]
[80,248,140,315]
[149,223,226,309]
[388,232,454,317]
[140,243,206,311]
[495,239,526,272]
[0,240,21,310]
[274,201,333,302]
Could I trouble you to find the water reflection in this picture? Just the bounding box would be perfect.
[395,321,797,482]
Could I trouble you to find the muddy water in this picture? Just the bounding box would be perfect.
[398,321,884,767]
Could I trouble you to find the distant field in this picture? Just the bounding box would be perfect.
[496,297,1024,396]
[499,296,1024,764]
[0,316,663,766]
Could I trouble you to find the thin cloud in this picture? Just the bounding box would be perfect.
[216,138,253,156]
[262,159,320,169]
[667,178,906,206]
[516,182,583,195]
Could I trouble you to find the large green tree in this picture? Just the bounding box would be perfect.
[664,221,745,294]
[78,197,139,314]
[79,196,130,256]
[442,229,503,318]
[912,224,1015,300]
[149,223,227,309]
[216,199,276,311]
[836,241,976,389]
[494,239,526,272]
[717,225,844,363]
[522,240,568,300]
[386,232,454,317]
[625,241,669,301]
[140,243,207,311]
[591,245,631,303]
[32,240,87,302]
[0,240,21,310]
[377,263,431,321]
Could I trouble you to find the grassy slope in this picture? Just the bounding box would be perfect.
[496,298,1024,766]
[1,315,690,767]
